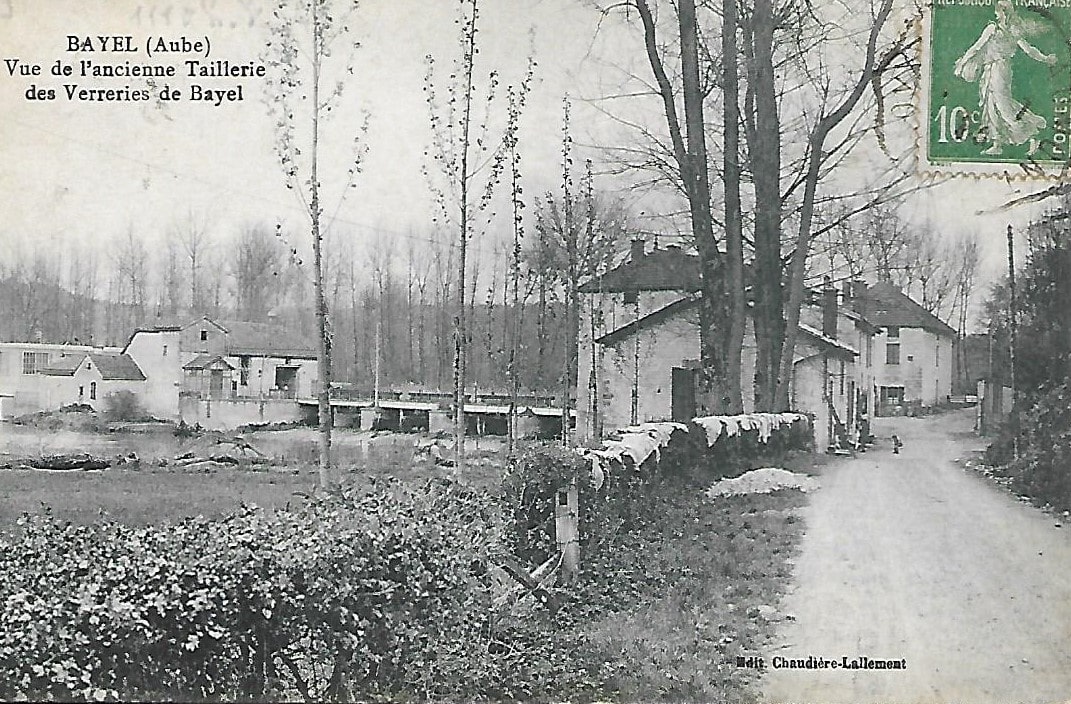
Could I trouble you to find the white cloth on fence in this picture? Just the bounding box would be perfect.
[693,412,807,448]
[583,414,808,492]
[582,421,687,490]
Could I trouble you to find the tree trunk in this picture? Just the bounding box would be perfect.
[454,0,479,472]
[775,0,895,410]
[310,0,335,489]
[722,0,747,415]
[750,0,784,412]
[677,0,740,412]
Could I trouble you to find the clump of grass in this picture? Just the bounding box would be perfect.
[569,484,807,703]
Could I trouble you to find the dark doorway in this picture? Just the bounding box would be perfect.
[209,370,225,398]
[275,366,299,396]
[671,367,697,422]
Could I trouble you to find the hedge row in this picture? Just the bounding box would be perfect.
[0,413,812,702]
[503,413,812,567]
[0,479,527,702]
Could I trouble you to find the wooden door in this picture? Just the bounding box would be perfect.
[671,367,696,422]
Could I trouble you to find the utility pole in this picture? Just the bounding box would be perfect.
[1007,224,1018,460]
[373,316,381,407]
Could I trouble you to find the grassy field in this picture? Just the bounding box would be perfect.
[0,415,822,702]
[0,422,506,526]
[0,466,316,525]
[584,490,806,702]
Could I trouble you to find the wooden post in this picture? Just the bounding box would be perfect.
[1007,224,1018,460]
[555,481,579,581]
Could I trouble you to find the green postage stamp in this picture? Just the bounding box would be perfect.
[922,0,1071,176]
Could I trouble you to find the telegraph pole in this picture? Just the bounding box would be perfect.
[1007,224,1018,460]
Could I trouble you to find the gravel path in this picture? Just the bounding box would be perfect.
[761,408,1071,704]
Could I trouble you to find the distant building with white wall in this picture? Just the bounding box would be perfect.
[855,283,956,414]
[576,241,876,450]
[0,342,117,415]
[123,316,319,428]
[41,352,147,412]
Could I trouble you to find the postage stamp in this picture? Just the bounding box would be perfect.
[920,0,1071,177]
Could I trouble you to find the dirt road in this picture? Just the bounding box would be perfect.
[761,409,1071,704]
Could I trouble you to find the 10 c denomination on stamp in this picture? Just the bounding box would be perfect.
[920,0,1071,177]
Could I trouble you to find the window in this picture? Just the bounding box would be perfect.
[162,344,168,357]
[887,325,900,338]
[78,386,84,399]
[935,341,940,366]
[22,352,48,375]
[200,330,208,341]
[886,342,900,365]
[89,382,96,400]
[239,356,250,386]
[623,289,638,305]
[880,386,904,405]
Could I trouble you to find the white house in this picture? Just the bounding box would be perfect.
[576,241,875,450]
[121,316,319,428]
[0,341,117,416]
[855,283,956,414]
[41,352,147,412]
[122,325,183,420]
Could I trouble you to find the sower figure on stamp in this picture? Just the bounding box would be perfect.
[953,0,1057,156]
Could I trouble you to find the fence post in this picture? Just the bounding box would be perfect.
[555,480,579,581]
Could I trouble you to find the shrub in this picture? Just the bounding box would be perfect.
[102,391,146,423]
[501,417,812,570]
[0,479,516,702]
[501,444,592,566]
[987,383,1071,511]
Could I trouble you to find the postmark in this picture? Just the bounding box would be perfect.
[920,0,1071,178]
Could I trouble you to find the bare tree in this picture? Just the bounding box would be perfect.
[230,224,282,320]
[157,237,182,320]
[266,0,366,490]
[597,0,914,412]
[630,0,744,413]
[175,213,209,315]
[423,0,532,467]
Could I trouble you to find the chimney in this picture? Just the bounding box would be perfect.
[630,237,645,262]
[822,278,838,339]
[847,280,868,314]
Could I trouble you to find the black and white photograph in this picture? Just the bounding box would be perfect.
[1,0,1070,701]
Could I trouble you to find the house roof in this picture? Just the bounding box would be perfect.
[595,295,701,346]
[178,317,315,358]
[798,324,859,358]
[183,354,235,371]
[856,283,957,337]
[134,325,182,333]
[85,353,147,381]
[39,356,83,376]
[121,325,182,354]
[217,320,317,358]
[579,246,701,293]
[595,297,859,361]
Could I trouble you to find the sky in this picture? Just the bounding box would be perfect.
[0,0,1055,315]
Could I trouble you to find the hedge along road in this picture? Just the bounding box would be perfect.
[761,408,1071,704]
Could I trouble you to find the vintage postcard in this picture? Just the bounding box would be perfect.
[1,1,1070,703]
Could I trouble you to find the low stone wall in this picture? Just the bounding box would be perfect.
[179,397,305,430]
